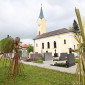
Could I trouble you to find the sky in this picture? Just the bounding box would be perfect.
[0,0,85,45]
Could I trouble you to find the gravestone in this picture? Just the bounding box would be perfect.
[67,53,75,67]
[69,48,72,54]
[18,53,22,57]
[60,53,68,61]
[22,48,28,57]
[30,53,42,61]
[3,53,6,57]
[43,53,52,61]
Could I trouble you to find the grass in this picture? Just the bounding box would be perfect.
[75,59,79,63]
[0,58,76,85]
[33,61,43,64]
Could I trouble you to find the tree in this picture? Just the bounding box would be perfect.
[73,19,80,32]
[27,45,33,53]
[0,37,14,54]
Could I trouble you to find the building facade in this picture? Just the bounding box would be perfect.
[33,5,78,56]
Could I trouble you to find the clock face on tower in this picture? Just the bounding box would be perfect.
[38,24,40,27]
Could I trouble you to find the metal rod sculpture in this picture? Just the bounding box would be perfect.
[71,8,85,85]
[3,37,25,82]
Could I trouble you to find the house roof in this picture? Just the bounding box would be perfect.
[39,4,44,19]
[21,44,29,48]
[33,28,73,40]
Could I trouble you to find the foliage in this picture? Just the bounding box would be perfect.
[18,50,22,53]
[0,37,24,82]
[27,45,33,53]
[55,63,66,67]
[33,60,43,64]
[73,19,80,33]
[38,56,43,60]
[26,58,32,62]
[0,38,14,53]
[75,59,79,63]
[0,59,75,85]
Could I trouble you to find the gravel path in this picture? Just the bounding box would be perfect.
[21,60,77,74]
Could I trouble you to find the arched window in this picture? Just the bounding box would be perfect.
[47,42,50,49]
[36,43,38,47]
[39,31,40,35]
[64,39,66,44]
[74,45,75,49]
[42,43,44,49]
[54,41,56,48]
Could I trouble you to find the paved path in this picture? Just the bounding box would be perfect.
[21,60,77,74]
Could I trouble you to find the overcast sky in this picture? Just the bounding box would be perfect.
[0,0,85,45]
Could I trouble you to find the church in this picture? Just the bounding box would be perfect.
[33,5,78,56]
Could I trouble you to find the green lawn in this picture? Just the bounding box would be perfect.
[0,58,75,85]
[33,60,43,64]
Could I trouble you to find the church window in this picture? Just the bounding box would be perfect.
[74,45,75,49]
[47,42,50,49]
[54,41,56,48]
[39,31,40,35]
[42,43,44,49]
[64,39,66,44]
[36,43,38,47]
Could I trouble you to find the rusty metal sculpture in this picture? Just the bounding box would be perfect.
[2,37,25,83]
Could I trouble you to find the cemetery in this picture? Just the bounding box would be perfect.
[0,1,85,85]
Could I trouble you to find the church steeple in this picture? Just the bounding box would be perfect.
[39,4,44,19]
[37,4,46,35]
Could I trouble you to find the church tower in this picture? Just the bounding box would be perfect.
[37,4,46,35]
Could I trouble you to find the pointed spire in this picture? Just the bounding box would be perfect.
[39,4,44,19]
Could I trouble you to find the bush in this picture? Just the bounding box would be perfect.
[38,56,43,60]
[75,59,79,63]
[54,63,66,67]
[27,45,33,53]
[0,38,14,53]
[18,50,22,53]
[33,61,43,64]
[26,59,32,62]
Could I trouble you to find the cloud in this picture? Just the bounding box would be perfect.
[21,39,34,45]
[0,0,85,41]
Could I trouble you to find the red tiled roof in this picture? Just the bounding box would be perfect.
[22,44,29,48]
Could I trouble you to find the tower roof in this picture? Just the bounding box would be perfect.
[39,4,44,19]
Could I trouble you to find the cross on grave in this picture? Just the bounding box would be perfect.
[54,49,58,57]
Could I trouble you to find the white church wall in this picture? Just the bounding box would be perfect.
[34,32,77,56]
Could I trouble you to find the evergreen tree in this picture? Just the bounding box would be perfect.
[73,19,79,32]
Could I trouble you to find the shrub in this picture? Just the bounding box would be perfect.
[0,38,14,53]
[38,56,43,60]
[27,45,33,53]
[18,50,22,53]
